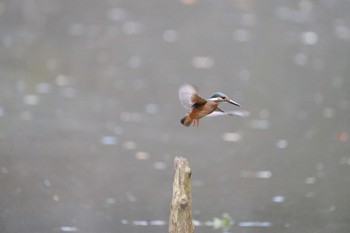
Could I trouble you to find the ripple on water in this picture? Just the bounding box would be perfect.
[100,136,118,145]
[272,195,285,203]
[135,151,149,160]
[60,226,78,232]
[240,170,272,179]
[36,83,51,94]
[222,132,242,142]
[23,95,39,106]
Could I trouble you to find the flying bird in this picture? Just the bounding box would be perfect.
[179,84,245,127]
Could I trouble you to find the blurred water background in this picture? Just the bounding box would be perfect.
[1,0,350,233]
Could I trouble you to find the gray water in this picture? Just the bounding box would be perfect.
[1,1,350,233]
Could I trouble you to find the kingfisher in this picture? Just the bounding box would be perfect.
[179,84,242,127]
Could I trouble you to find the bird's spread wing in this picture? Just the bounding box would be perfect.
[179,84,207,109]
[206,108,250,118]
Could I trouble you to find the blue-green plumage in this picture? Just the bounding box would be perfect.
[210,92,227,98]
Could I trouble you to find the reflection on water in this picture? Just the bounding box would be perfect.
[1,1,350,233]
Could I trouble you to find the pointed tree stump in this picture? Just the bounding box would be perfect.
[169,157,194,233]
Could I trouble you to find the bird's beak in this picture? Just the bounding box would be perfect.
[228,99,240,107]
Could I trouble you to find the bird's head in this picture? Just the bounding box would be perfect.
[209,92,240,107]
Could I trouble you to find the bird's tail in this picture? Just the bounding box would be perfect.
[180,115,193,127]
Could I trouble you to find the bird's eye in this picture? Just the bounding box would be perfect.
[222,96,226,99]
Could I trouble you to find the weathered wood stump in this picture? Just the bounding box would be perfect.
[169,157,194,233]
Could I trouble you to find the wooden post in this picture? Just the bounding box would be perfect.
[169,157,194,233]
